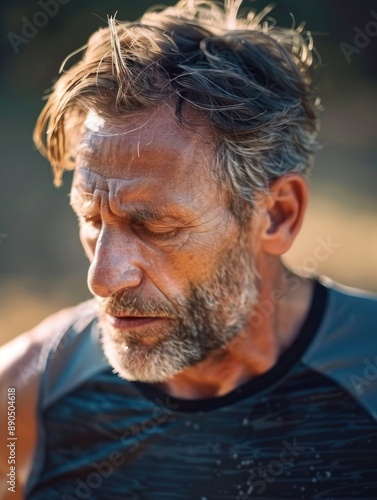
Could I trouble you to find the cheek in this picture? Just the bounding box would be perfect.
[167,212,240,286]
[166,232,234,286]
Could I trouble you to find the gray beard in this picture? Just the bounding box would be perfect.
[98,232,259,383]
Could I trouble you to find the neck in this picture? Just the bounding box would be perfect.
[153,265,314,400]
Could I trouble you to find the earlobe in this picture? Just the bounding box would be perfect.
[260,174,308,255]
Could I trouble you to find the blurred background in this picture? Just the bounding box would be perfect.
[0,0,376,345]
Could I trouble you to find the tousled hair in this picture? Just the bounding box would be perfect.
[33,0,320,220]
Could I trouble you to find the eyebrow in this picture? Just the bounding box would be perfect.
[129,206,184,224]
[69,191,192,224]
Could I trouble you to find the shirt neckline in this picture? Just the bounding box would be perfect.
[132,279,328,413]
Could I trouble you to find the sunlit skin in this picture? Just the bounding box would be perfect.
[70,103,314,400]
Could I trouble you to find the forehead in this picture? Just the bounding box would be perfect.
[71,105,221,209]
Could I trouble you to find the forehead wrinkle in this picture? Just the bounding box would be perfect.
[74,164,182,209]
[73,166,153,207]
[81,124,145,158]
[72,163,221,224]
[73,167,154,201]
[79,116,202,173]
[71,168,192,219]
[73,166,111,189]
[78,144,183,181]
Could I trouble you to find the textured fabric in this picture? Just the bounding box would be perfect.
[14,278,377,499]
[29,364,377,500]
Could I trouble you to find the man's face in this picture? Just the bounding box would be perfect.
[70,106,259,383]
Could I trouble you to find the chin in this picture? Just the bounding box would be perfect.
[99,322,201,383]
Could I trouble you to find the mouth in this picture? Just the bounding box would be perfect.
[105,314,168,330]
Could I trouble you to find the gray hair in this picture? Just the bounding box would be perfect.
[34,0,320,221]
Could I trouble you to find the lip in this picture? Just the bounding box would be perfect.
[106,314,167,329]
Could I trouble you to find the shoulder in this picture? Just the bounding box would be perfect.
[322,276,377,320]
[303,276,377,420]
[0,300,98,499]
[315,277,377,350]
[0,299,108,410]
[0,300,97,385]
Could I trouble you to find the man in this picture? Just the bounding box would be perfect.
[1,1,376,498]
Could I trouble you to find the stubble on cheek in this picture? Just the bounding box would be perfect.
[96,226,260,382]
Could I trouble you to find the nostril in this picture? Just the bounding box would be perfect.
[122,267,143,286]
[87,261,143,298]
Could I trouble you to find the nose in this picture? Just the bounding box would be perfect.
[87,226,143,298]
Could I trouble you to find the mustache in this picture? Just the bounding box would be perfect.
[97,293,177,318]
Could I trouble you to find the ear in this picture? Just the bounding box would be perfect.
[259,174,308,255]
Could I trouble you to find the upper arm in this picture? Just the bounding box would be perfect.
[0,305,88,499]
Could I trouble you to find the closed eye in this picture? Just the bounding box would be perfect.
[136,223,179,240]
[78,215,178,240]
